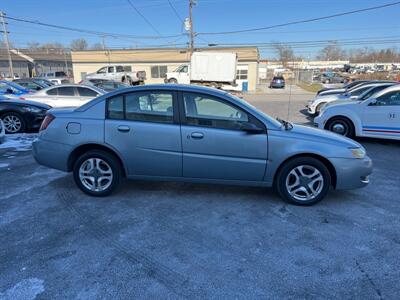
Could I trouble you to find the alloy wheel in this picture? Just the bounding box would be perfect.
[3,115,22,133]
[79,158,113,192]
[285,165,324,202]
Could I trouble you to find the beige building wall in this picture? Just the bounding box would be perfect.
[71,47,259,91]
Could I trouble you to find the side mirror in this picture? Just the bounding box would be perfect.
[368,99,377,106]
[35,86,42,91]
[240,122,265,134]
[5,88,13,94]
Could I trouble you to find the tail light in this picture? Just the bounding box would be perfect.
[19,97,26,100]
[40,114,55,131]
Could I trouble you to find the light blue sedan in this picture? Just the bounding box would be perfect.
[33,85,372,205]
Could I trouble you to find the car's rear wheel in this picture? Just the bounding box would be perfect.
[1,112,26,133]
[326,117,355,138]
[276,157,331,206]
[73,150,122,196]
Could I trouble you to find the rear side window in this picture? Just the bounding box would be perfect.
[106,91,174,123]
[57,87,75,96]
[77,87,98,97]
[107,96,124,119]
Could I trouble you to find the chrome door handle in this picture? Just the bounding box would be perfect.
[190,132,204,139]
[117,125,130,132]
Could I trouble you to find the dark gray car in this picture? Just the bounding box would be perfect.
[33,85,372,206]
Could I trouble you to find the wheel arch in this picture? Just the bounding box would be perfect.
[67,143,127,177]
[273,153,337,188]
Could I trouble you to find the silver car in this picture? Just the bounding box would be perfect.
[33,85,372,206]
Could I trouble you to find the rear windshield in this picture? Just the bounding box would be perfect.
[55,71,67,77]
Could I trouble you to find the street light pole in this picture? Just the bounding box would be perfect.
[188,0,195,54]
[0,11,14,79]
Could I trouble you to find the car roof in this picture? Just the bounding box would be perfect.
[371,83,400,98]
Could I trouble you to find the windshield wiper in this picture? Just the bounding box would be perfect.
[276,117,293,130]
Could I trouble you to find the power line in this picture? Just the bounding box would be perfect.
[167,0,184,22]
[126,0,162,36]
[3,14,182,39]
[197,1,400,35]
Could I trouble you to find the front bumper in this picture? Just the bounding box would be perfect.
[32,138,72,172]
[330,156,373,190]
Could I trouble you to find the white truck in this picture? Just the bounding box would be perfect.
[85,65,146,85]
[165,52,238,89]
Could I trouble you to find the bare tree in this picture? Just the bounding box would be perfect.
[27,41,40,49]
[272,43,295,67]
[70,38,88,51]
[317,42,345,61]
[91,43,104,50]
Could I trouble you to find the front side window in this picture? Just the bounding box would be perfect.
[183,92,248,130]
[57,87,75,96]
[151,66,168,78]
[46,88,58,95]
[97,67,106,74]
[376,91,400,106]
[107,66,114,73]
[360,85,391,101]
[106,91,174,123]
[350,86,369,97]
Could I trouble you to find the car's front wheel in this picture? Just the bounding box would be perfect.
[325,117,355,138]
[276,157,331,206]
[73,150,122,196]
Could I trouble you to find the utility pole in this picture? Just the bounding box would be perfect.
[0,11,14,79]
[188,0,195,54]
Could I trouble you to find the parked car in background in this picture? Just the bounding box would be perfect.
[269,76,285,89]
[33,84,372,206]
[0,118,5,143]
[317,80,370,96]
[85,65,146,85]
[26,84,106,108]
[317,73,346,84]
[0,80,31,97]
[13,78,53,92]
[0,95,50,133]
[315,84,400,140]
[307,82,397,115]
[80,78,130,92]
[37,71,70,85]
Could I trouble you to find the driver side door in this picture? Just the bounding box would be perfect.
[362,91,400,139]
[180,92,268,181]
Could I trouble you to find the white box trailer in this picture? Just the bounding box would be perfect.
[165,52,238,88]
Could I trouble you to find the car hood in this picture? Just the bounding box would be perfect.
[324,99,360,109]
[288,123,361,148]
[0,99,51,109]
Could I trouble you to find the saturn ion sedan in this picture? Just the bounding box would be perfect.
[33,85,372,206]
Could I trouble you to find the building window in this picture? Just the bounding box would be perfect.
[236,69,248,80]
[151,66,168,78]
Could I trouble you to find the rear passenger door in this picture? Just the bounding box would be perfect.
[180,92,268,181]
[105,90,182,177]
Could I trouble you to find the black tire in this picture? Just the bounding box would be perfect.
[73,150,122,197]
[1,112,26,133]
[168,78,178,84]
[325,117,355,138]
[122,76,132,85]
[275,157,331,206]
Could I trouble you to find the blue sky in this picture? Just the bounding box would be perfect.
[2,0,400,58]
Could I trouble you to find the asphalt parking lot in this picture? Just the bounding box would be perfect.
[1,86,400,299]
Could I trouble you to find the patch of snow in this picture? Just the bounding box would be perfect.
[0,163,10,169]
[0,134,37,151]
[0,278,44,300]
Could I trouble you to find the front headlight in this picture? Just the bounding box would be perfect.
[23,106,42,113]
[349,147,366,159]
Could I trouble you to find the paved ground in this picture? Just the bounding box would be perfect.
[1,86,400,299]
